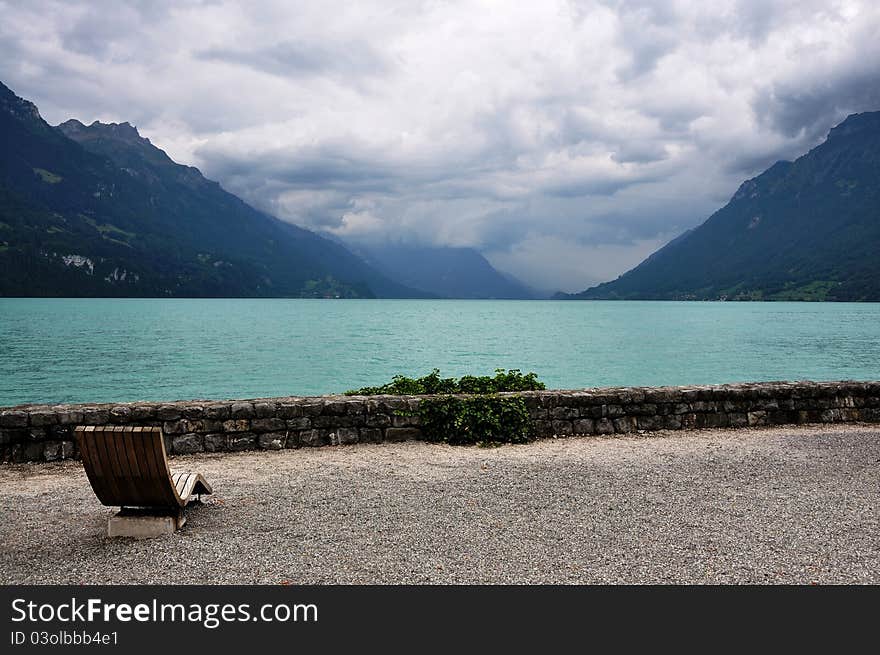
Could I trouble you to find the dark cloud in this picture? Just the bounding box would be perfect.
[754,67,880,141]
[610,141,668,164]
[202,148,398,190]
[196,40,389,80]
[611,1,679,80]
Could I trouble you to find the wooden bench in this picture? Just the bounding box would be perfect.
[74,426,213,537]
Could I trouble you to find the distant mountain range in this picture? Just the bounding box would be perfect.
[0,81,427,298]
[5,79,878,302]
[561,111,880,301]
[349,242,539,299]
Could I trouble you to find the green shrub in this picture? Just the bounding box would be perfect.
[345,368,545,396]
[418,395,534,446]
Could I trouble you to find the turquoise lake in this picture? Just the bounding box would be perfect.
[1,298,879,406]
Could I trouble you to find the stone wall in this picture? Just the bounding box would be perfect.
[2,380,879,463]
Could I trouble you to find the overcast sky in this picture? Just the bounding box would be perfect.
[2,0,879,291]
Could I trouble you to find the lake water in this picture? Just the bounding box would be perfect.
[1,298,879,406]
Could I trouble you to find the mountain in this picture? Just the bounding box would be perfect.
[352,242,539,299]
[0,81,426,298]
[562,111,880,301]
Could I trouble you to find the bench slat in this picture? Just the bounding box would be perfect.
[75,426,211,509]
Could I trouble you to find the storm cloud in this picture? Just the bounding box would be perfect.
[1,0,878,291]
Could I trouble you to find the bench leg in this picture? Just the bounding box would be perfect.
[107,508,185,538]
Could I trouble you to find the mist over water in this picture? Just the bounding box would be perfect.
[1,298,878,406]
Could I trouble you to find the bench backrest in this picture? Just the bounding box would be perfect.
[74,426,182,508]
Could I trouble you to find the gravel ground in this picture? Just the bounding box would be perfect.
[1,424,878,584]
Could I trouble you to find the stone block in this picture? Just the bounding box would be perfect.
[57,410,84,425]
[632,403,658,416]
[18,442,44,463]
[258,432,286,450]
[130,405,157,421]
[750,399,779,412]
[203,433,229,452]
[29,410,59,427]
[299,429,332,447]
[276,402,303,419]
[230,402,255,418]
[0,411,28,428]
[156,405,182,421]
[109,406,131,422]
[747,411,767,426]
[335,428,360,445]
[47,424,74,441]
[42,441,64,461]
[229,433,257,451]
[385,427,421,442]
[551,420,573,436]
[172,433,203,455]
[604,404,625,418]
[314,415,358,428]
[728,412,749,428]
[253,402,277,418]
[365,413,391,428]
[572,418,595,435]
[644,389,681,404]
[587,405,606,418]
[637,415,665,431]
[704,412,729,428]
[550,406,579,420]
[251,417,287,432]
[360,428,384,443]
[300,402,325,417]
[323,400,350,415]
[222,419,250,432]
[204,404,231,419]
[376,399,408,414]
[595,418,614,435]
[181,405,205,419]
[391,413,419,428]
[28,427,47,441]
[534,421,555,438]
[345,401,366,415]
[0,428,23,445]
[769,410,795,425]
[107,510,185,538]
[163,419,190,435]
[821,408,842,422]
[613,417,638,433]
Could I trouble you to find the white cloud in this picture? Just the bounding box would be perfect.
[1,0,878,291]
[487,233,672,293]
